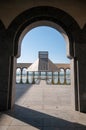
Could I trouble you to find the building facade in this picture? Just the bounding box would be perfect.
[16,51,70,84]
[0,0,86,112]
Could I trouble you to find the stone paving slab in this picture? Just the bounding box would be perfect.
[0,80,86,130]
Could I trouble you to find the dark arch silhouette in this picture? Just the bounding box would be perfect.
[6,6,81,111]
[7,6,80,58]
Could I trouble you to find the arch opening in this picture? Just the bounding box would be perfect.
[15,24,73,114]
[17,21,71,60]
[7,6,80,111]
[16,25,71,85]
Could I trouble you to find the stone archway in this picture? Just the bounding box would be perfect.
[1,6,86,112]
[7,6,80,57]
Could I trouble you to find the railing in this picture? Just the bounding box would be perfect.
[16,69,71,85]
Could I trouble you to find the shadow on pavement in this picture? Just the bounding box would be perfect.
[6,104,86,130]
[15,84,32,102]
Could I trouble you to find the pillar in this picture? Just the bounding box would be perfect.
[26,69,28,84]
[64,69,66,84]
[76,45,86,112]
[70,59,78,110]
[0,21,17,110]
[0,22,11,110]
[0,53,11,110]
[21,68,23,84]
[58,71,60,84]
[75,27,86,112]
[8,56,16,109]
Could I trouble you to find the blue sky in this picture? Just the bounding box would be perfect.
[17,26,70,63]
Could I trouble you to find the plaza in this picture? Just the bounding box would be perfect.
[0,80,86,130]
[0,1,86,129]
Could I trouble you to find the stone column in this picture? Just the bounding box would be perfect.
[0,21,17,110]
[58,71,60,84]
[21,68,23,84]
[32,71,35,84]
[71,59,78,110]
[0,22,11,110]
[74,27,86,112]
[0,53,11,110]
[76,44,86,112]
[26,69,28,84]
[64,69,66,84]
[8,56,16,109]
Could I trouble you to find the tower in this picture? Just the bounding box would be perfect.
[38,51,48,71]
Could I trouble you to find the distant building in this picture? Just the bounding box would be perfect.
[16,52,71,84]
[27,51,58,72]
[38,51,48,71]
[17,51,70,71]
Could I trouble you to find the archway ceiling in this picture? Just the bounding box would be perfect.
[0,0,86,28]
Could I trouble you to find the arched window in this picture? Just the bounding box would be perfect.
[53,71,58,84]
[21,68,27,83]
[34,71,40,84]
[46,72,52,84]
[66,69,71,84]
[59,69,65,84]
[28,71,34,84]
[16,68,21,83]
[41,72,46,80]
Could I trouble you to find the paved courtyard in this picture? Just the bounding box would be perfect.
[0,80,86,130]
